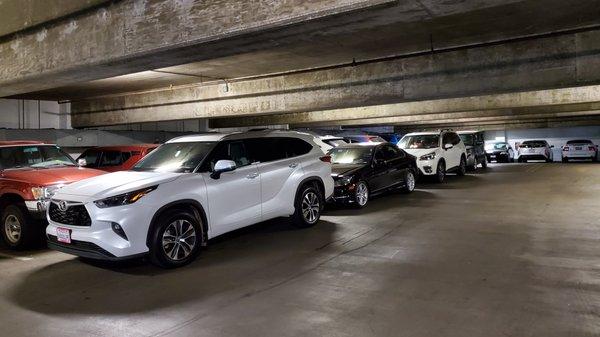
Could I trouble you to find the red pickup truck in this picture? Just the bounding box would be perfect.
[0,141,105,249]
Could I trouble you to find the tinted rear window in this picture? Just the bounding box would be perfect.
[566,140,593,144]
[521,141,546,148]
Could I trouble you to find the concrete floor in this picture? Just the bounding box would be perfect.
[1,162,599,337]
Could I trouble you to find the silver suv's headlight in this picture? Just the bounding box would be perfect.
[94,186,157,208]
[334,176,353,187]
[419,152,436,161]
[31,185,62,200]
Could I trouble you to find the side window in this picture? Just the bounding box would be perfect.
[78,150,99,167]
[205,141,250,171]
[246,138,287,163]
[442,133,451,145]
[99,151,123,167]
[451,133,461,145]
[374,148,385,161]
[382,145,401,160]
[283,138,313,158]
[122,152,132,163]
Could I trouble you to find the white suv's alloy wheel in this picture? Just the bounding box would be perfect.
[162,219,197,261]
[356,182,369,206]
[302,191,320,224]
[4,215,21,244]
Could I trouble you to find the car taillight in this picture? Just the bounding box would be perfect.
[589,146,596,151]
[320,155,331,163]
[563,146,569,151]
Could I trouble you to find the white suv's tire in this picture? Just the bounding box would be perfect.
[435,160,446,183]
[457,156,467,176]
[149,209,203,268]
[292,184,322,228]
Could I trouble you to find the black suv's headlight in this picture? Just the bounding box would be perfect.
[419,152,436,161]
[94,186,157,208]
[334,176,353,187]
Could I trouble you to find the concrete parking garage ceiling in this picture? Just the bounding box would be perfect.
[3,0,600,129]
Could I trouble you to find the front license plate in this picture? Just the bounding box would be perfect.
[56,227,71,244]
[490,155,496,158]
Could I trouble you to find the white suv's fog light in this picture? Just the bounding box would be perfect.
[111,222,128,241]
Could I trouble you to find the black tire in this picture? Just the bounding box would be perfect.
[481,157,488,168]
[149,209,203,268]
[402,170,416,193]
[435,160,446,183]
[291,184,323,228]
[353,180,369,208]
[1,204,37,250]
[457,156,467,176]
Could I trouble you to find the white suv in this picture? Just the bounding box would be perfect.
[46,130,334,268]
[397,130,467,183]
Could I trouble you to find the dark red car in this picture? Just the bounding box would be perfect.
[76,144,158,172]
[0,141,105,249]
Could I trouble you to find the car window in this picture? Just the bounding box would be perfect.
[0,145,76,170]
[122,151,132,163]
[398,135,439,149]
[205,140,251,170]
[245,138,287,163]
[283,138,313,157]
[459,134,475,146]
[99,151,123,167]
[329,147,374,165]
[566,139,592,144]
[521,141,546,148]
[78,149,100,167]
[442,133,451,145]
[382,145,401,160]
[450,133,461,145]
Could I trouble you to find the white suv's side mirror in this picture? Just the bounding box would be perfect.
[443,143,453,150]
[77,158,87,167]
[211,160,236,179]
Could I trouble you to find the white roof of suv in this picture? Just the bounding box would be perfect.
[167,130,316,144]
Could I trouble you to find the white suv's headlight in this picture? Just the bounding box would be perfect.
[94,186,157,208]
[31,185,62,200]
[419,152,436,161]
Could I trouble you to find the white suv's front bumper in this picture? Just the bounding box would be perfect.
[416,158,438,175]
[46,199,155,260]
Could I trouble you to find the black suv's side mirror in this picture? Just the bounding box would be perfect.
[210,160,236,179]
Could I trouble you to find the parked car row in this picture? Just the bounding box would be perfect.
[484,139,598,163]
[0,130,596,269]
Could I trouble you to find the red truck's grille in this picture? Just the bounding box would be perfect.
[48,202,92,227]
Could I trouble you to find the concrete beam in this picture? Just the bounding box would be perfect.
[0,0,394,97]
[210,85,600,128]
[72,29,600,128]
[288,102,600,127]
[394,116,600,133]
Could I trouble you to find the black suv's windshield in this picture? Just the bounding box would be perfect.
[132,142,217,173]
[329,147,374,165]
[0,145,76,170]
[398,135,440,149]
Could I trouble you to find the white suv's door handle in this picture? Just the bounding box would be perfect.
[246,173,259,179]
[289,163,299,168]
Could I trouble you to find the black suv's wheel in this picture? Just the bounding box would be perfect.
[457,156,467,176]
[1,204,36,250]
[149,209,202,268]
[435,160,446,183]
[354,180,369,208]
[292,184,322,227]
[481,157,488,168]
[402,170,416,193]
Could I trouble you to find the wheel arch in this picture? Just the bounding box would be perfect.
[0,193,26,210]
[146,199,209,248]
[295,176,325,202]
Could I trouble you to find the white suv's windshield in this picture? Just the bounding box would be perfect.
[0,145,76,170]
[398,135,440,149]
[133,142,217,173]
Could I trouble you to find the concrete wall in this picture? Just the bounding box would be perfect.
[0,99,69,129]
